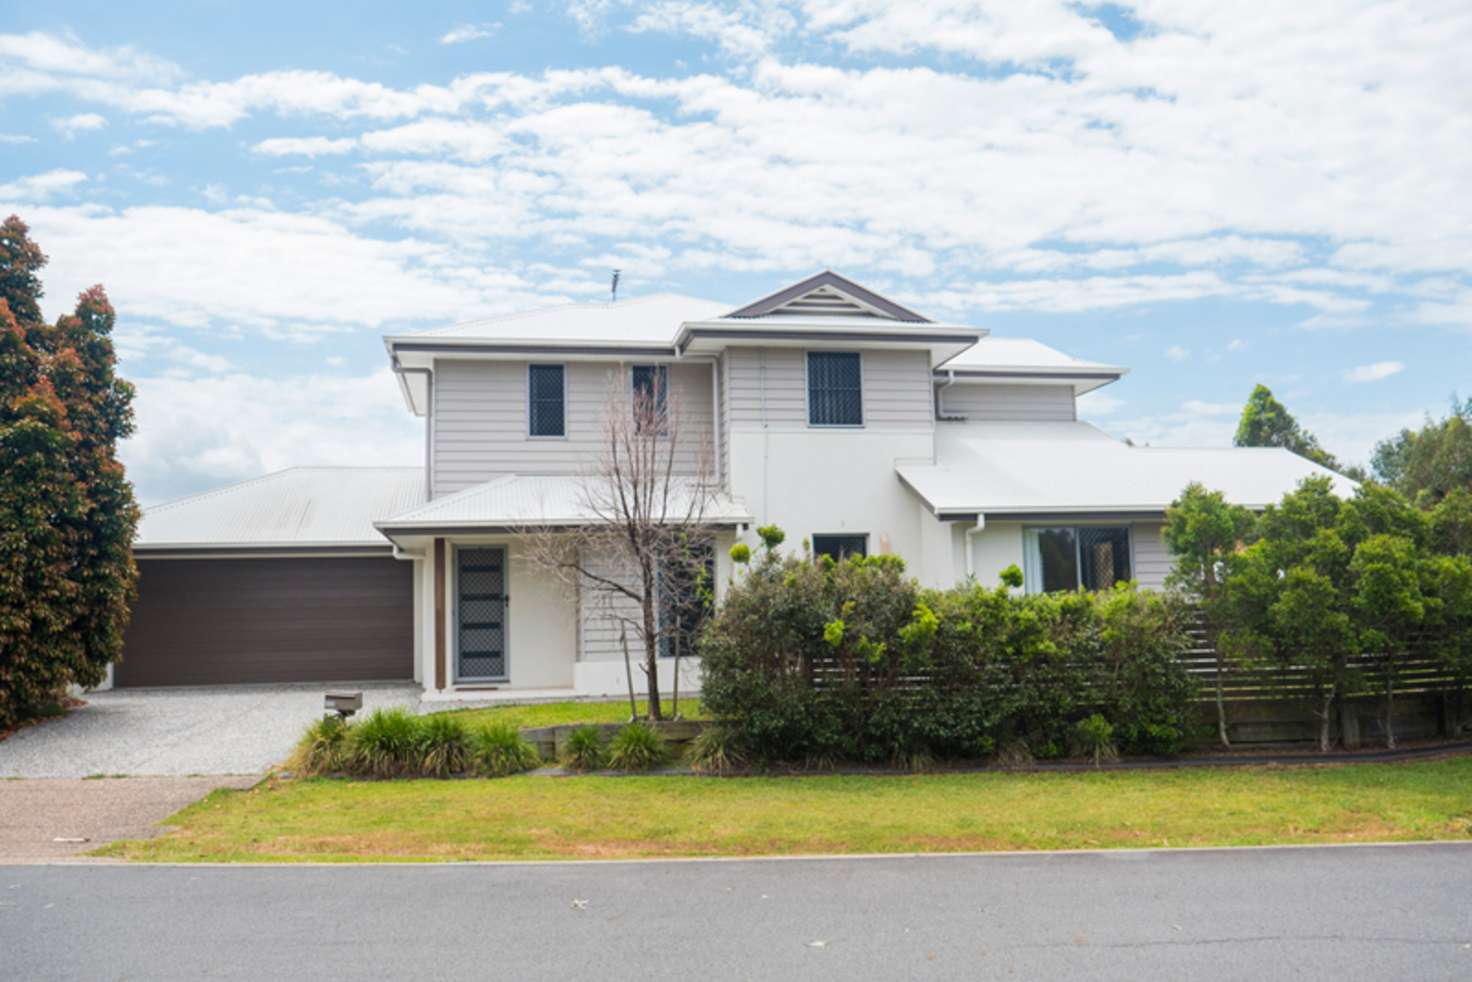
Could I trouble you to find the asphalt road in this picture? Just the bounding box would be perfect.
[4,844,1470,980]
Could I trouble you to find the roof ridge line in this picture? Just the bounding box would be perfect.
[405,293,723,338]
[143,465,423,513]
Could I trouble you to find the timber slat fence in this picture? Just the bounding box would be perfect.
[804,617,1463,706]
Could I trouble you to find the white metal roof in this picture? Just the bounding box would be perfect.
[897,421,1356,518]
[136,467,426,551]
[394,294,728,345]
[935,337,1126,393]
[376,474,751,538]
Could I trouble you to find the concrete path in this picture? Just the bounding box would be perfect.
[0,777,258,861]
[0,683,420,778]
[4,843,1471,980]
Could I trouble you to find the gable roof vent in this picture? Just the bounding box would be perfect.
[726,270,931,323]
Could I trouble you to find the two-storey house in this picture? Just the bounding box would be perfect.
[121,272,1350,695]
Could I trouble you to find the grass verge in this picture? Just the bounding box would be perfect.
[440,698,704,730]
[95,755,1472,863]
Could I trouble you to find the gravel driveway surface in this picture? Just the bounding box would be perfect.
[0,683,420,778]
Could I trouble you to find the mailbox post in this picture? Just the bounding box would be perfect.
[324,691,363,721]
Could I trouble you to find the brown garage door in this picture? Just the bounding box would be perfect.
[116,557,414,687]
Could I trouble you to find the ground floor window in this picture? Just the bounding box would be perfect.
[812,533,868,562]
[1022,526,1131,594]
[658,542,715,659]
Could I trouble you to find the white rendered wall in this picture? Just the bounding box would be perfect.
[727,427,933,566]
[967,522,1027,592]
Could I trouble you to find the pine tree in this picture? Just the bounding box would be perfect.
[1234,383,1340,470]
[0,215,139,726]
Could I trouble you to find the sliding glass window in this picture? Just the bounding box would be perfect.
[1022,526,1131,593]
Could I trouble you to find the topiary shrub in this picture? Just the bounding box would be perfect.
[607,722,669,771]
[417,713,473,777]
[288,716,350,776]
[559,724,608,771]
[346,707,422,777]
[470,722,541,777]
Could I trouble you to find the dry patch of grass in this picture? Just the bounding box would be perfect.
[96,756,1472,863]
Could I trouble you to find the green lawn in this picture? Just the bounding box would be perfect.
[438,698,704,730]
[97,756,1472,863]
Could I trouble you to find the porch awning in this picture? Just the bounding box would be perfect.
[375,474,752,543]
[897,421,1356,521]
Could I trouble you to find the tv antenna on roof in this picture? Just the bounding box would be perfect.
[610,269,621,303]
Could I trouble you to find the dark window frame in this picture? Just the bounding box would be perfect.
[806,351,864,427]
[657,541,716,659]
[1023,525,1133,594]
[812,533,869,563]
[527,363,566,438]
[630,363,669,434]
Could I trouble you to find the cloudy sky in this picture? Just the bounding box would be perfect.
[2,1,1469,504]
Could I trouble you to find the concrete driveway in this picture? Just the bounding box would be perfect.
[0,683,420,778]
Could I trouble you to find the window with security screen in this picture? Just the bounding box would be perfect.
[528,364,565,437]
[1022,526,1132,594]
[807,351,863,426]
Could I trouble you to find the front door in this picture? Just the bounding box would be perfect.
[455,546,508,682]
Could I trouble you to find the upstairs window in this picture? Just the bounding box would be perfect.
[1022,526,1131,594]
[528,364,565,437]
[813,533,868,562]
[631,364,668,433]
[807,352,863,426]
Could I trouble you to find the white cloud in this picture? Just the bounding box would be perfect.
[121,368,420,503]
[1344,360,1405,383]
[1,7,1468,315]
[629,2,791,58]
[1164,345,1189,362]
[440,23,501,45]
[252,136,357,157]
[1182,399,1237,416]
[0,168,88,200]
[18,202,550,335]
[1226,338,1248,351]
[0,132,35,144]
[1076,389,1123,416]
[50,112,106,138]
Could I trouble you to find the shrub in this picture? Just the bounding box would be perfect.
[470,722,541,777]
[607,722,669,771]
[1073,713,1118,765]
[347,707,422,777]
[701,529,1196,765]
[559,725,608,772]
[288,716,350,775]
[687,724,746,775]
[417,713,473,777]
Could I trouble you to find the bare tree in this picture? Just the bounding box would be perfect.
[524,368,720,720]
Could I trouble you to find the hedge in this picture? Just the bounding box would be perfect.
[698,541,1195,764]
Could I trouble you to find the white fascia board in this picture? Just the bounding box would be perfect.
[676,320,986,368]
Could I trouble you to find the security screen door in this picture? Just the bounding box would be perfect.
[456,547,508,681]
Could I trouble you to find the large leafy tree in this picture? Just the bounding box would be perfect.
[1234,383,1340,470]
[0,215,139,727]
[1163,482,1255,747]
[1225,478,1357,751]
[1370,397,1472,505]
[1348,534,1426,749]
